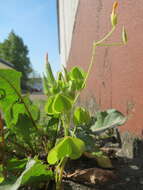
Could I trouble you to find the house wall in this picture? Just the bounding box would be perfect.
[66,0,143,136]
[58,0,79,66]
[0,58,13,69]
[0,62,10,69]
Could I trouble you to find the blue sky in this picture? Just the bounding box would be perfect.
[0,0,60,76]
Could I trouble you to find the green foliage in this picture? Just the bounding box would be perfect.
[0,165,4,184]
[0,51,126,190]
[0,31,32,88]
[76,109,126,153]
[0,61,126,189]
[0,69,41,155]
[48,136,85,164]
[90,109,126,134]
[69,67,86,90]
[45,61,56,85]
[0,69,21,113]
[53,93,72,113]
[0,159,53,190]
[91,151,113,168]
[73,107,90,126]
[7,158,28,172]
[0,3,127,189]
[43,64,86,99]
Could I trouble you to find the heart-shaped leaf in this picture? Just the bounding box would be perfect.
[69,67,86,80]
[53,93,72,113]
[47,136,85,164]
[73,107,90,125]
[90,109,126,134]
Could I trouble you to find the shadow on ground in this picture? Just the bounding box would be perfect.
[64,136,143,190]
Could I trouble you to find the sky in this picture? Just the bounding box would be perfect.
[0,0,60,76]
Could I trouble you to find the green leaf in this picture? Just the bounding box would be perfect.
[67,67,87,90]
[7,158,28,172]
[45,62,56,85]
[0,69,21,112]
[75,79,85,90]
[42,74,51,95]
[90,109,126,133]
[62,66,69,81]
[0,159,36,190]
[67,80,77,92]
[53,93,72,113]
[45,96,55,115]
[0,70,39,131]
[92,151,113,168]
[50,85,60,95]
[69,67,86,80]
[0,177,4,184]
[0,159,53,190]
[47,136,85,164]
[11,96,39,125]
[12,115,36,146]
[21,159,53,185]
[57,72,64,81]
[73,107,90,125]
[0,165,4,184]
[76,130,95,152]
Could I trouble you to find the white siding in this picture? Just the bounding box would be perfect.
[58,0,79,66]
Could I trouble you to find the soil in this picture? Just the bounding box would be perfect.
[62,134,143,190]
[63,155,143,190]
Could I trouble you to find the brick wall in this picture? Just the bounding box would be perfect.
[67,0,143,136]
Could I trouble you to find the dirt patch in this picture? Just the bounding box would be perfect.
[63,133,143,190]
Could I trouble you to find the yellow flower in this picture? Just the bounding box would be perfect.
[112,1,118,13]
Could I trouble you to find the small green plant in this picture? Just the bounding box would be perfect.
[43,2,127,188]
[0,1,127,190]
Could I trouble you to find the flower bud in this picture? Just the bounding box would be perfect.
[112,1,118,11]
[45,52,48,65]
[111,1,118,27]
[122,26,128,44]
[111,12,117,27]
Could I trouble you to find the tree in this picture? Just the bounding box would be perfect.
[0,31,33,89]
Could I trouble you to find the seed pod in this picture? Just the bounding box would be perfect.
[110,12,117,27]
[42,74,51,96]
[45,53,56,85]
[122,26,128,44]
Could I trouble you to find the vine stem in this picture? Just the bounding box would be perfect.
[96,42,123,46]
[71,26,120,138]
[73,43,96,105]
[73,26,116,106]
[56,157,68,190]
[95,26,115,45]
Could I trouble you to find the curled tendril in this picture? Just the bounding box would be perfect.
[0,89,6,100]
